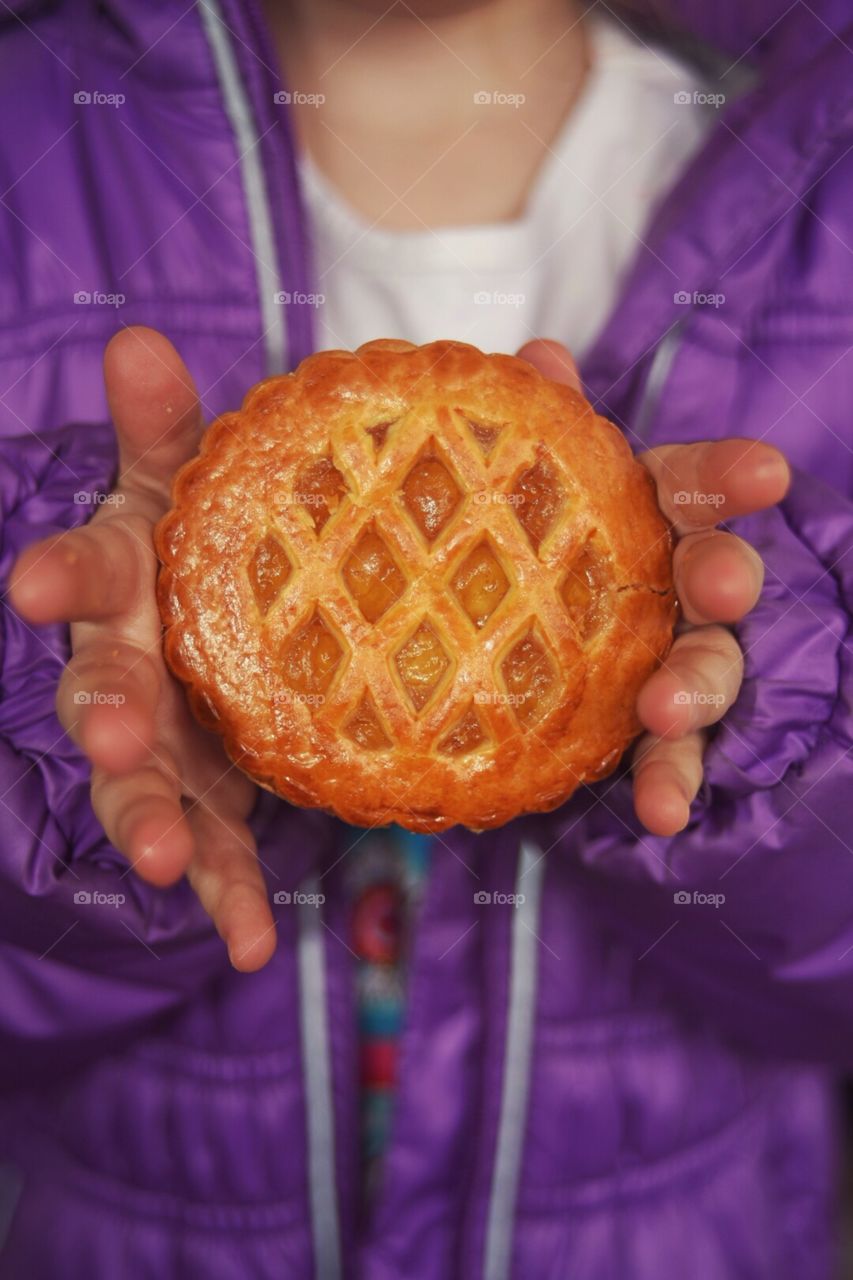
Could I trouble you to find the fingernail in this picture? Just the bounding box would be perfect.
[753,454,789,488]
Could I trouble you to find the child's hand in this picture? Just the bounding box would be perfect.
[9,327,275,971]
[518,339,791,838]
[7,328,791,966]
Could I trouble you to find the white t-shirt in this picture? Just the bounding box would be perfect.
[300,17,712,359]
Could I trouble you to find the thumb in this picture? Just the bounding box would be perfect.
[515,338,582,393]
[105,325,203,499]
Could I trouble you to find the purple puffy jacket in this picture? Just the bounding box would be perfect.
[2,0,853,1276]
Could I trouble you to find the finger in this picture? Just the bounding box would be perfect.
[515,338,583,393]
[632,730,705,836]
[104,326,203,501]
[184,806,276,972]
[90,754,195,888]
[8,517,149,626]
[56,641,159,772]
[673,529,764,625]
[639,438,790,533]
[636,624,743,740]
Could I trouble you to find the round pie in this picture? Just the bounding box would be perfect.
[155,339,677,832]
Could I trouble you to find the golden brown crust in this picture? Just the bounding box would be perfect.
[155,340,677,832]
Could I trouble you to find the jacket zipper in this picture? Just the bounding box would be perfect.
[631,318,688,444]
[483,842,546,1280]
[197,0,289,376]
[297,876,344,1280]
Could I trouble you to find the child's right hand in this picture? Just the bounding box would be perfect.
[8,327,277,971]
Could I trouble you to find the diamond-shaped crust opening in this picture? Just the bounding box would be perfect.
[561,540,609,639]
[401,446,462,543]
[248,533,292,616]
[500,629,559,730]
[281,609,343,698]
[395,620,451,713]
[365,418,398,454]
[342,526,407,623]
[457,412,502,458]
[344,690,391,750]
[451,539,510,629]
[295,457,347,532]
[511,454,567,552]
[437,703,488,755]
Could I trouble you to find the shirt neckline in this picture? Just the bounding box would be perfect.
[299,16,702,273]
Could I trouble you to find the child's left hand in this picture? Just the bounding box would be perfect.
[518,339,792,839]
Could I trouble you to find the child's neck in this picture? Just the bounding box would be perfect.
[264,0,590,228]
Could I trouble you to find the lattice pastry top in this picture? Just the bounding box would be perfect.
[156,340,676,832]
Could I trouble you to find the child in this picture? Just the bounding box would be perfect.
[1,0,852,1276]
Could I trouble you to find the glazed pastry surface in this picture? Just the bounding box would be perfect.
[156,340,676,831]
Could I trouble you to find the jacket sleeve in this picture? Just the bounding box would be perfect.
[546,464,853,1065]
[0,424,332,1082]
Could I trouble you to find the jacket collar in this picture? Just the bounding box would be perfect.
[581,0,853,431]
[10,0,846,68]
[622,0,852,60]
